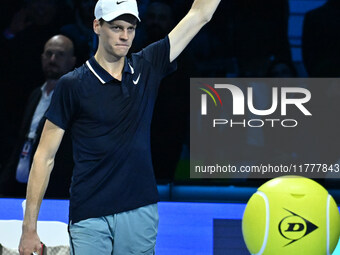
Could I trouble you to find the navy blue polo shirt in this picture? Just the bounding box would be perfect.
[46,36,177,223]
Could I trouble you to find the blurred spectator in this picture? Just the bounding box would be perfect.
[133,1,174,46]
[60,0,98,66]
[263,60,299,167]
[236,59,298,173]
[0,0,72,134]
[133,1,196,182]
[0,35,75,198]
[137,0,151,20]
[293,80,340,165]
[0,0,23,32]
[302,0,340,77]
[0,1,24,172]
[174,0,226,77]
[266,59,298,78]
[0,92,16,173]
[187,0,293,77]
[216,0,292,78]
[238,56,272,78]
[300,0,340,167]
[227,0,294,166]
[231,0,292,64]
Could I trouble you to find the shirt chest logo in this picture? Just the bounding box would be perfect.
[133,73,141,85]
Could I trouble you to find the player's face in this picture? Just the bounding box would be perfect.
[97,15,137,59]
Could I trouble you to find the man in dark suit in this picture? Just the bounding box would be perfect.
[0,35,76,198]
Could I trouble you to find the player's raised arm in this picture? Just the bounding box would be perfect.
[19,120,65,255]
[168,0,221,62]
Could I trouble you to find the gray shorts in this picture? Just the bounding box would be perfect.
[69,203,159,255]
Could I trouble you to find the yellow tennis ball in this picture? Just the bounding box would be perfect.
[242,176,340,255]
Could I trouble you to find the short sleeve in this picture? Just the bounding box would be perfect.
[139,36,177,78]
[45,74,79,130]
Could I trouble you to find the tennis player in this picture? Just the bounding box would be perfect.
[19,0,221,254]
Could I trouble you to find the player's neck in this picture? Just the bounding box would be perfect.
[94,51,125,81]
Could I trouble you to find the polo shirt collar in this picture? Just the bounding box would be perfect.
[126,60,134,74]
[86,56,134,85]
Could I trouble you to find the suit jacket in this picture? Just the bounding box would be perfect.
[0,86,73,198]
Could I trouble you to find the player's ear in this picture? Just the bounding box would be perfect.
[93,19,101,35]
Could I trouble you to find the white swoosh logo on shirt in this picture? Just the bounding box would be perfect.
[133,73,141,85]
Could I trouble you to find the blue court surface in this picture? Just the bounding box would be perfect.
[0,198,339,254]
